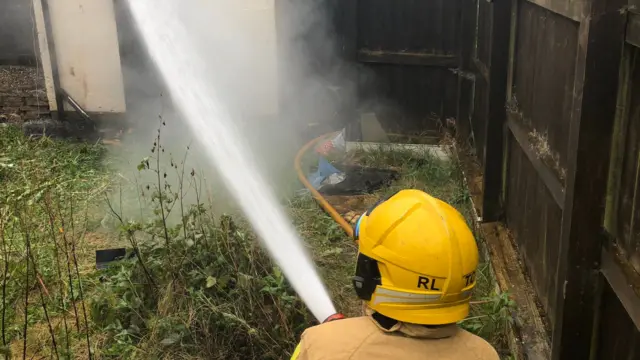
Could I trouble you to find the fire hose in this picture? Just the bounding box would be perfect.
[295,132,353,323]
[294,131,354,238]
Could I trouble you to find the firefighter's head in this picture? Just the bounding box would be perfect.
[352,189,479,325]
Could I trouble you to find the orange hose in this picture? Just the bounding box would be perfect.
[294,132,354,237]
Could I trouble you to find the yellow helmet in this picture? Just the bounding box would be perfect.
[352,189,479,325]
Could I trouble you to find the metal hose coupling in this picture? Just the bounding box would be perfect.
[323,313,346,323]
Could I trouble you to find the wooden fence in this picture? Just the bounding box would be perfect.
[330,0,461,139]
[334,0,639,358]
[458,0,640,358]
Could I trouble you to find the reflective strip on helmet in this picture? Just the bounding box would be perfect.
[460,290,472,299]
[371,288,441,306]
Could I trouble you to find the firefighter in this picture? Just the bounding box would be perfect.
[291,189,500,360]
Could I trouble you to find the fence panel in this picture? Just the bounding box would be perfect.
[505,141,562,324]
[512,1,577,178]
[608,44,640,275]
[599,27,640,359]
[343,0,461,137]
[504,1,579,326]
[595,271,640,358]
[497,0,627,358]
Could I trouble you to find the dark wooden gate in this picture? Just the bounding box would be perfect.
[334,0,462,139]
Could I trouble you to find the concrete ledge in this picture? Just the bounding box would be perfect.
[345,141,452,161]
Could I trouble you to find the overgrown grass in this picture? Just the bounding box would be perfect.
[0,125,109,359]
[89,135,312,359]
[1,124,313,359]
[0,125,512,359]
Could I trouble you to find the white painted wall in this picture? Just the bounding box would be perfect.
[237,0,280,117]
[34,0,280,117]
[34,0,126,113]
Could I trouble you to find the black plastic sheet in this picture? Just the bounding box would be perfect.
[317,165,399,196]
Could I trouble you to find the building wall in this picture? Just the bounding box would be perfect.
[46,0,126,113]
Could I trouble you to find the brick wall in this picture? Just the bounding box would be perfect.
[0,66,50,124]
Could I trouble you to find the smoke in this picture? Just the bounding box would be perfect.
[107,0,357,219]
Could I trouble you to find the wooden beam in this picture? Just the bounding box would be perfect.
[524,0,586,22]
[600,246,640,331]
[505,0,519,102]
[357,49,458,67]
[507,113,565,208]
[455,0,478,144]
[342,0,362,142]
[626,12,640,48]
[502,0,519,204]
[550,1,626,358]
[604,46,633,237]
[481,0,512,222]
[32,0,61,114]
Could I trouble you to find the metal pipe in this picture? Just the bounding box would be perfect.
[60,89,92,122]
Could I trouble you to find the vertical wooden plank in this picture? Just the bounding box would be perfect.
[32,0,59,112]
[550,2,626,359]
[596,271,640,359]
[502,0,518,203]
[340,0,361,142]
[444,0,461,123]
[444,72,458,123]
[505,0,519,102]
[604,47,633,238]
[482,0,512,221]
[38,0,65,118]
[456,0,477,144]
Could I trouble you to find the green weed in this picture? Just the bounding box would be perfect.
[0,124,513,359]
[90,125,310,359]
[0,125,109,359]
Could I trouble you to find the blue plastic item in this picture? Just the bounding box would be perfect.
[308,157,342,189]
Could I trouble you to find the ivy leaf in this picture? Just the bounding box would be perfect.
[160,333,181,346]
[206,276,217,288]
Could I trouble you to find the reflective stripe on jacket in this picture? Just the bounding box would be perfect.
[290,315,499,360]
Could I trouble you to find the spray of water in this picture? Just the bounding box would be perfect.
[126,0,336,322]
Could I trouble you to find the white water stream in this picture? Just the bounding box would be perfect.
[126,0,336,322]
